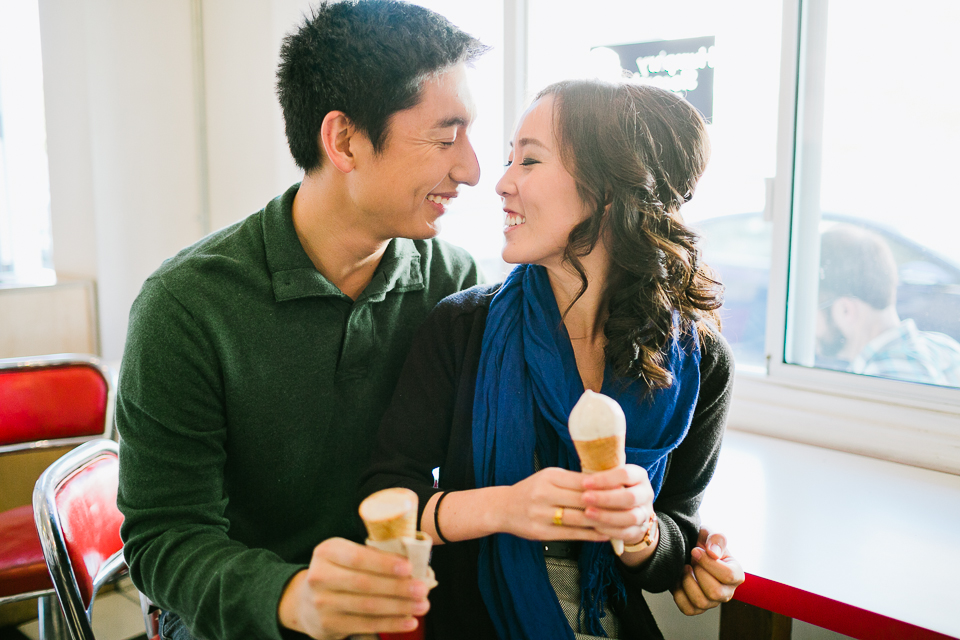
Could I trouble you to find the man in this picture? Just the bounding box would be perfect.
[817,224,960,386]
[118,3,740,639]
[118,3,486,639]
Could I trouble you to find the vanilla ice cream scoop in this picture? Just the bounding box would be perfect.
[359,487,418,542]
[568,389,626,441]
[569,390,627,554]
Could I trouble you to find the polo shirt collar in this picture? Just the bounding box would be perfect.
[263,183,424,303]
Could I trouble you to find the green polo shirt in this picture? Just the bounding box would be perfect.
[117,183,481,640]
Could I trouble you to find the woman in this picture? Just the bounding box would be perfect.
[360,80,738,639]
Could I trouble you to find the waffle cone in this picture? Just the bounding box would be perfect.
[359,488,418,542]
[573,434,626,473]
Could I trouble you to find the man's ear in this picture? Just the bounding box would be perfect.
[318,111,359,173]
[830,296,860,337]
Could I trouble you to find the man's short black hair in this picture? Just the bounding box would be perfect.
[819,224,898,310]
[277,0,487,173]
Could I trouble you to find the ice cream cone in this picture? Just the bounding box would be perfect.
[359,488,418,542]
[573,433,626,473]
[569,390,628,555]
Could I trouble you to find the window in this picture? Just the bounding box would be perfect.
[735,0,960,473]
[0,0,54,286]
[783,0,960,389]
[526,0,784,370]
[447,0,959,472]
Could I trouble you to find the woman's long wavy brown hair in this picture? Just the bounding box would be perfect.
[538,80,724,390]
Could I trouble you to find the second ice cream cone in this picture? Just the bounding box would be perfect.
[359,488,418,542]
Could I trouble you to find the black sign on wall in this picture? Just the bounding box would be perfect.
[594,36,715,122]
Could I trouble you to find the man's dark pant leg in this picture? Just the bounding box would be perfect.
[159,611,200,640]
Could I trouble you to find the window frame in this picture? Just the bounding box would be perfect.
[499,0,959,474]
[732,0,960,474]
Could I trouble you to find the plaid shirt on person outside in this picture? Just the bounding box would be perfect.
[852,319,960,387]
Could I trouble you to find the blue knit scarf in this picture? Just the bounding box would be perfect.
[472,264,701,639]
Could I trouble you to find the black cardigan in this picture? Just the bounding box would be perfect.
[359,285,734,640]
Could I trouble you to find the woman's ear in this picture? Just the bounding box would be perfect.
[318,111,358,173]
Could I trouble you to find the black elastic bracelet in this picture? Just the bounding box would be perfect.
[433,491,453,544]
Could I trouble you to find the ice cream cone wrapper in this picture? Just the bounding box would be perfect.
[573,434,626,473]
[365,533,438,590]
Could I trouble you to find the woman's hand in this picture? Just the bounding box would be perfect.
[580,464,657,560]
[672,527,745,615]
[422,465,656,547]
[496,467,610,542]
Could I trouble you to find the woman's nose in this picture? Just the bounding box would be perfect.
[495,169,515,197]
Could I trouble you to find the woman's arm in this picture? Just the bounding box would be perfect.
[359,288,609,546]
[422,469,608,545]
[358,292,470,527]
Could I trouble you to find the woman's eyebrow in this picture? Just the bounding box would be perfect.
[508,137,548,150]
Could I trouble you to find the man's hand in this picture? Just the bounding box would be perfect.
[672,527,745,616]
[277,537,430,640]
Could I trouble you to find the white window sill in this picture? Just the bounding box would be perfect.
[728,369,960,475]
[701,429,959,637]
[0,267,57,289]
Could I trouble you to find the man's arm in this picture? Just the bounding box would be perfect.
[118,279,428,640]
[119,277,303,639]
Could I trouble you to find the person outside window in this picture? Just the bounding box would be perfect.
[817,224,960,386]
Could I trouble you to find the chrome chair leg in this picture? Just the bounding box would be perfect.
[140,591,160,638]
[38,594,69,640]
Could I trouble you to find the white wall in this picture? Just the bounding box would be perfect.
[38,0,306,360]
[200,0,306,232]
[39,0,99,281]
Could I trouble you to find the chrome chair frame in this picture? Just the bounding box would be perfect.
[32,439,126,640]
[0,354,115,639]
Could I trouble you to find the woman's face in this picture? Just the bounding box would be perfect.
[496,96,592,269]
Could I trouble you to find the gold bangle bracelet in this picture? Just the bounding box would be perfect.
[623,513,658,553]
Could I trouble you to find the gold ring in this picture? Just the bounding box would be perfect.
[553,507,564,527]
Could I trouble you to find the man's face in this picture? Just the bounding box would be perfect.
[351,64,480,241]
[816,304,848,359]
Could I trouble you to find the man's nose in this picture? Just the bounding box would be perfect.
[452,135,481,186]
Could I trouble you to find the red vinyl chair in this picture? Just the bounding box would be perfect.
[33,438,157,640]
[0,354,114,638]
